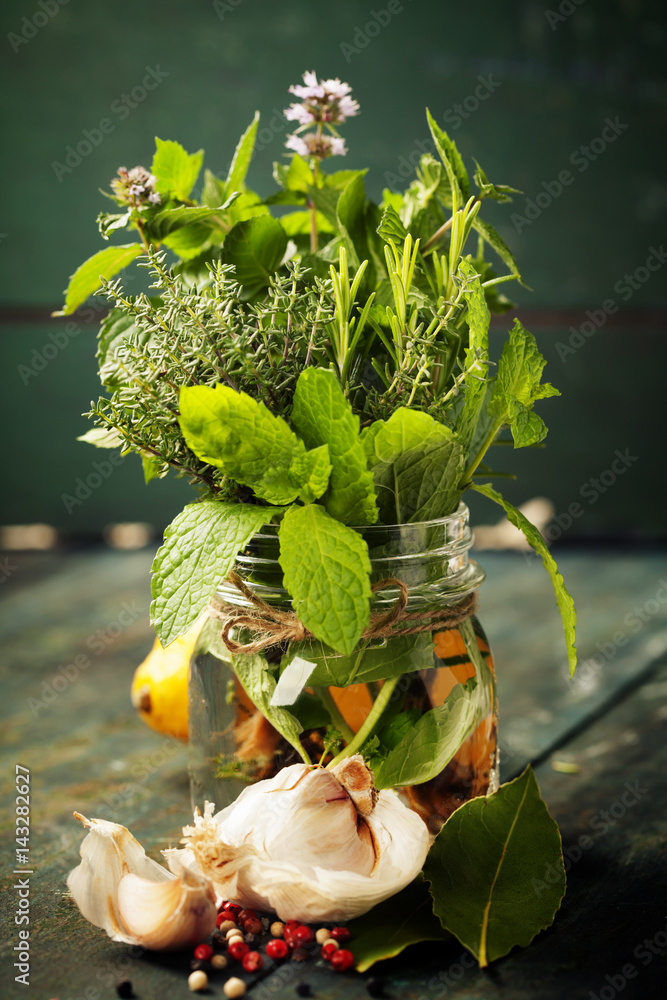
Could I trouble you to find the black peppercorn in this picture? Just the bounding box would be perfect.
[295,983,312,997]
[116,982,133,999]
[366,976,385,997]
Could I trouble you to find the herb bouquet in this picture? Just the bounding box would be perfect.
[64,73,576,969]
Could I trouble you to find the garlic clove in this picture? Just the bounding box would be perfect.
[116,866,217,951]
[67,813,216,950]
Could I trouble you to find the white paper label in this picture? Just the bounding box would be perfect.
[270,656,316,706]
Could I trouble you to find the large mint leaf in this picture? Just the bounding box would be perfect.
[348,876,450,972]
[457,259,491,453]
[59,244,142,315]
[150,500,280,646]
[373,678,484,789]
[226,111,259,193]
[426,109,469,205]
[285,632,434,688]
[472,482,577,675]
[148,202,236,240]
[151,138,203,201]
[179,384,331,505]
[488,319,560,447]
[361,408,465,523]
[423,766,566,967]
[291,367,378,526]
[222,216,287,294]
[231,653,309,763]
[278,504,371,655]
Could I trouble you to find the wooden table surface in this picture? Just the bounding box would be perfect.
[1,547,666,999]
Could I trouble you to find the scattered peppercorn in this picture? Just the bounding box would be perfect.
[295,984,312,997]
[244,917,263,935]
[218,908,238,924]
[242,950,264,972]
[266,938,289,961]
[330,926,351,943]
[228,939,250,961]
[330,948,355,972]
[190,959,210,973]
[270,921,285,938]
[237,908,257,924]
[211,954,228,970]
[211,930,227,950]
[217,913,237,929]
[315,928,330,944]
[187,970,209,992]
[291,947,309,962]
[226,928,244,940]
[292,925,315,947]
[194,944,214,961]
[365,976,385,997]
[321,939,339,960]
[223,976,247,998]
[116,982,133,999]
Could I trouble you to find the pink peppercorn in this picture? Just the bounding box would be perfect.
[266,939,289,961]
[321,940,339,960]
[242,951,263,972]
[228,939,250,961]
[292,925,314,947]
[330,926,351,943]
[330,948,355,971]
[193,943,214,961]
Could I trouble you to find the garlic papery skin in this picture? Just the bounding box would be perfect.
[165,757,430,923]
[67,813,217,950]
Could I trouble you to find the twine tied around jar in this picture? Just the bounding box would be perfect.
[209,570,478,655]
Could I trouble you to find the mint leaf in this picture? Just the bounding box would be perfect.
[348,875,450,972]
[59,244,142,315]
[287,632,434,688]
[488,320,559,447]
[423,766,566,966]
[227,111,260,193]
[222,216,287,294]
[373,678,486,789]
[148,203,235,240]
[231,652,309,763]
[471,216,523,283]
[201,168,227,208]
[361,408,465,523]
[472,482,577,675]
[291,368,378,526]
[179,384,331,505]
[426,109,469,205]
[473,159,522,203]
[278,504,371,655]
[151,138,203,201]
[457,259,491,453]
[377,204,408,246]
[150,500,279,646]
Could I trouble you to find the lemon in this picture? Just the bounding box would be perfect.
[131,619,204,741]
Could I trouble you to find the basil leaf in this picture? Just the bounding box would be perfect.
[150,500,280,646]
[471,482,577,676]
[222,216,287,294]
[291,367,378,526]
[456,259,491,454]
[424,766,566,967]
[373,677,486,789]
[287,632,434,688]
[151,138,203,201]
[488,319,560,447]
[179,384,331,505]
[361,408,465,523]
[231,653,309,763]
[226,110,259,193]
[348,875,450,972]
[278,504,372,655]
[59,244,142,315]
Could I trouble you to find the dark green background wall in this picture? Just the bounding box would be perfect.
[1,0,665,538]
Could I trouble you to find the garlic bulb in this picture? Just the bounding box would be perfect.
[165,756,430,923]
[67,813,217,950]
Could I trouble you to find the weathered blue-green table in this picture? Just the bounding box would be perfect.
[1,548,666,999]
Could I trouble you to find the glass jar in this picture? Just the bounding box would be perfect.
[188,503,498,834]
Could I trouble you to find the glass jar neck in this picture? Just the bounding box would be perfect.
[214,503,484,611]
